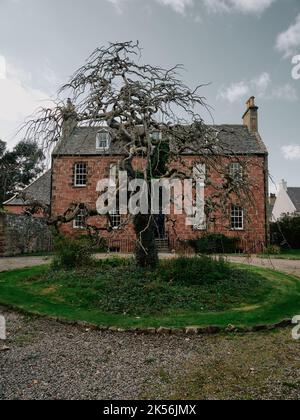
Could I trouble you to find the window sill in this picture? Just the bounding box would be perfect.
[96,148,110,152]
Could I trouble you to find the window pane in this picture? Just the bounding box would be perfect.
[231,205,244,230]
[230,162,243,181]
[110,212,121,229]
[74,163,87,186]
[150,131,161,141]
[96,131,110,149]
[74,209,86,229]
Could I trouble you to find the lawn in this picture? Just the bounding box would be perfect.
[259,249,300,260]
[0,257,299,329]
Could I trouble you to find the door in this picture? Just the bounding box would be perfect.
[154,214,166,239]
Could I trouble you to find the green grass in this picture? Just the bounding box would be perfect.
[258,249,300,260]
[0,257,299,329]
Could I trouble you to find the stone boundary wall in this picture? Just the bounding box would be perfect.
[0,213,53,257]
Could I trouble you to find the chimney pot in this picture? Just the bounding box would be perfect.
[62,99,77,139]
[242,96,258,133]
[280,179,288,192]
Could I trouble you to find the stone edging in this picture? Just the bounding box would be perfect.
[0,303,292,335]
[52,318,292,335]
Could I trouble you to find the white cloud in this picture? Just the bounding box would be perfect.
[217,72,271,103]
[271,84,298,102]
[203,0,276,14]
[155,0,194,14]
[0,61,52,122]
[281,145,300,161]
[276,14,300,58]
[0,57,54,146]
[252,72,271,97]
[217,81,249,103]
[217,72,297,104]
[105,0,275,15]
[105,0,128,13]
[106,0,194,14]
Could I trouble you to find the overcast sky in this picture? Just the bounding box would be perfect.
[0,0,299,192]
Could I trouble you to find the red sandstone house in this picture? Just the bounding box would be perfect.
[4,97,269,253]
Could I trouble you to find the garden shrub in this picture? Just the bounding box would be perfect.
[159,255,232,286]
[52,234,95,270]
[270,216,300,249]
[188,234,239,254]
[41,256,270,316]
[264,245,281,255]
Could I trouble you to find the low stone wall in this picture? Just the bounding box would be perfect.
[0,213,53,257]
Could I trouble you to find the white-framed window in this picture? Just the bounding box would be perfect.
[109,212,121,229]
[73,209,86,229]
[193,163,206,181]
[74,163,87,187]
[231,205,244,230]
[229,162,243,181]
[96,130,110,150]
[150,131,162,141]
[193,219,207,231]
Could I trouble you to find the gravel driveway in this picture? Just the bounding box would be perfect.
[0,306,299,400]
[1,254,300,277]
[228,256,300,278]
[0,256,51,273]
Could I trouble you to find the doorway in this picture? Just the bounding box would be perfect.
[154,214,166,239]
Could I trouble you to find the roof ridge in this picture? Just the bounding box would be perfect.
[3,170,51,206]
[21,169,51,194]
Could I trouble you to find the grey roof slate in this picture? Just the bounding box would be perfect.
[52,125,268,157]
[4,170,51,206]
[287,188,300,212]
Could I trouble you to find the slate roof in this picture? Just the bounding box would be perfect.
[52,125,268,157]
[287,188,300,212]
[3,170,51,207]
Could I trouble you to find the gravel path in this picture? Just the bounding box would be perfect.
[0,306,299,400]
[0,256,51,272]
[228,256,300,278]
[1,254,300,277]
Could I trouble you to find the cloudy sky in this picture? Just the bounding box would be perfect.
[0,0,299,191]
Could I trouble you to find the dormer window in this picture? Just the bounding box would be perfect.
[150,131,162,141]
[96,129,110,151]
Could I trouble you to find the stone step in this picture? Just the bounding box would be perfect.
[155,239,170,253]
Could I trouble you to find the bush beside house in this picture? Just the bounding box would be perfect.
[270,216,300,249]
[188,234,240,254]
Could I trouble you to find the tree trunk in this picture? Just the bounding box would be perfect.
[134,214,158,269]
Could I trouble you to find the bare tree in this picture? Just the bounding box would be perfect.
[22,41,255,268]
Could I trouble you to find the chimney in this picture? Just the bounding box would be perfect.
[62,98,77,139]
[279,179,288,192]
[269,193,276,206]
[242,96,258,133]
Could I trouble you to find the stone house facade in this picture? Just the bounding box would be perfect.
[50,97,269,253]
